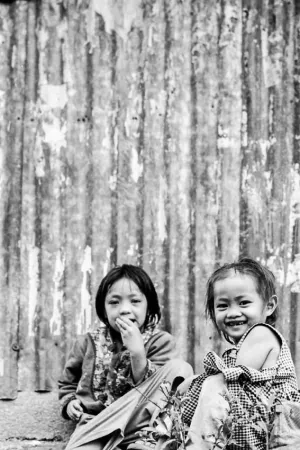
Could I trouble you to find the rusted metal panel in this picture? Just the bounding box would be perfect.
[0,1,28,399]
[241,0,297,351]
[140,0,168,332]
[113,26,145,266]
[0,0,300,397]
[89,15,115,312]
[190,0,223,371]
[0,6,13,399]
[18,0,39,392]
[154,0,193,360]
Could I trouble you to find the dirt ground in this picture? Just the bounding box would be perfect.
[0,392,74,450]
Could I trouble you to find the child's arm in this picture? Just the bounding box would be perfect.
[58,337,86,420]
[236,325,281,370]
[116,317,147,384]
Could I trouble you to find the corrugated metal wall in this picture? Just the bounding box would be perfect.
[0,0,300,400]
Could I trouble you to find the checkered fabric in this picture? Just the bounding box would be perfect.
[182,323,300,450]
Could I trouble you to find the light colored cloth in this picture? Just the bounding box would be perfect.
[66,359,193,450]
[186,374,229,450]
[186,375,300,450]
[269,400,300,449]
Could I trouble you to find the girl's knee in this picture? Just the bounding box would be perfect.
[164,358,193,376]
[202,373,226,391]
[199,375,229,415]
[158,359,193,391]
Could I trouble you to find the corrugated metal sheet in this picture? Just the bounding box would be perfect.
[0,0,299,399]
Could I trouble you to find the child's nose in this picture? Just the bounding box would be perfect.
[119,301,132,316]
[227,305,242,317]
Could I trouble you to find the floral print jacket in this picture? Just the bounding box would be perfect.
[58,325,176,419]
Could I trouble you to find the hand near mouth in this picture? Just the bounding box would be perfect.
[116,316,147,383]
[115,316,145,355]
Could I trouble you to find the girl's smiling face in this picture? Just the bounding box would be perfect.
[213,270,276,343]
[104,277,148,333]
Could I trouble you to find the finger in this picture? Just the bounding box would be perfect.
[119,316,133,324]
[72,410,81,420]
[116,318,131,330]
[74,404,83,412]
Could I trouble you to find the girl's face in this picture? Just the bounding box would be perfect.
[213,270,276,344]
[104,277,148,333]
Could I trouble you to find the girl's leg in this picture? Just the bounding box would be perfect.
[186,374,229,450]
[66,359,193,450]
[120,359,193,447]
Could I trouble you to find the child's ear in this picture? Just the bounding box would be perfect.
[266,295,278,316]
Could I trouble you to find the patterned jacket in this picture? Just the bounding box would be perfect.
[58,326,176,419]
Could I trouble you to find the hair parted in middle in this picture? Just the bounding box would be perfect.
[95,264,161,328]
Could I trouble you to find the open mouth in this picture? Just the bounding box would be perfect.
[226,321,246,327]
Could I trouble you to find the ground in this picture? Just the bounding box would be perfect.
[0,392,75,450]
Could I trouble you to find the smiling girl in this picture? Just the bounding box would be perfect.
[182,257,300,450]
[58,264,192,450]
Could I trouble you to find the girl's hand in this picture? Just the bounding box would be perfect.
[115,316,145,356]
[116,316,147,383]
[66,399,83,422]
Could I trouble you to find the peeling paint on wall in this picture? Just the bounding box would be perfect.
[78,246,93,335]
[93,0,143,41]
[157,177,167,243]
[50,250,65,336]
[28,246,40,337]
[40,84,68,110]
[42,117,67,154]
[131,147,143,183]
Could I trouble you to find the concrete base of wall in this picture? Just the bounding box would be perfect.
[0,392,75,450]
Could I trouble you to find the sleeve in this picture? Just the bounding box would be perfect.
[133,331,177,386]
[58,335,88,419]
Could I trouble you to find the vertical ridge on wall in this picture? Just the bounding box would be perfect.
[109,31,119,268]
[141,0,167,325]
[64,0,92,343]
[191,0,220,371]
[90,13,113,310]
[18,0,39,392]
[291,1,300,377]
[217,0,242,264]
[160,0,192,357]
[33,0,67,391]
[271,0,295,342]
[114,24,145,266]
[0,3,14,399]
[160,0,172,334]
[0,1,28,399]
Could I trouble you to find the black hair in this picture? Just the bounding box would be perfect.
[95,264,161,327]
[206,257,278,338]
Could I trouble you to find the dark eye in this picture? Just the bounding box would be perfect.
[132,299,141,303]
[108,299,119,305]
[240,300,250,306]
[216,304,227,310]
